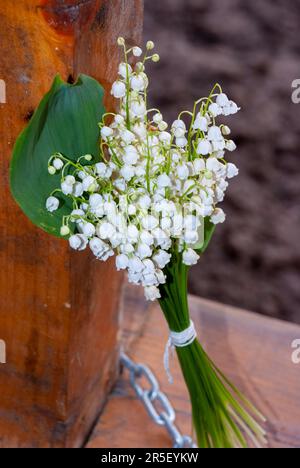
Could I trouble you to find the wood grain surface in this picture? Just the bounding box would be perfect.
[0,0,143,448]
[87,285,300,448]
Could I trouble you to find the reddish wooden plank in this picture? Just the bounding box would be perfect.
[0,0,143,448]
[87,286,300,448]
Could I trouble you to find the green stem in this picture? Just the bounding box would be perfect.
[158,253,266,448]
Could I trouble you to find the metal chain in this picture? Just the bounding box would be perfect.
[120,352,197,448]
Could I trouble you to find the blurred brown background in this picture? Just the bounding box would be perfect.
[144,0,300,323]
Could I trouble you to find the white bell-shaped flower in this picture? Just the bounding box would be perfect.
[101,126,114,139]
[123,145,139,165]
[144,286,161,301]
[196,139,212,156]
[152,250,171,269]
[140,230,154,246]
[182,248,199,266]
[98,222,116,240]
[116,254,129,270]
[226,140,237,152]
[216,93,229,107]
[137,243,152,259]
[177,164,189,180]
[82,222,96,238]
[111,80,126,98]
[211,208,226,224]
[157,173,171,188]
[193,114,208,132]
[130,74,146,92]
[227,162,239,178]
[129,256,144,273]
[118,62,132,79]
[46,196,59,212]
[53,158,64,170]
[133,46,143,57]
[69,234,88,251]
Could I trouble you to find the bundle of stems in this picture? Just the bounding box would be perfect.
[159,249,267,448]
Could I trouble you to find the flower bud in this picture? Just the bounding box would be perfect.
[60,226,70,236]
[146,41,155,50]
[48,166,56,175]
[157,121,167,131]
[134,62,144,74]
[117,37,125,46]
[153,113,163,124]
[152,54,160,62]
[222,125,231,136]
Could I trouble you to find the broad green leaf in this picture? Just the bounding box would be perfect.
[10,74,105,237]
[196,218,216,254]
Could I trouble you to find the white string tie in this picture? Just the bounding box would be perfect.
[164,321,197,384]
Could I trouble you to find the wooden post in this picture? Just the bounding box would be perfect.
[0,0,144,448]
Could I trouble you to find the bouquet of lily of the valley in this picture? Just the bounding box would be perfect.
[10,39,266,448]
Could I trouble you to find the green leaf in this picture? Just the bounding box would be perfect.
[10,74,105,237]
[196,218,216,254]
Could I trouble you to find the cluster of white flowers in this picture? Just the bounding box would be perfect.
[46,39,240,301]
